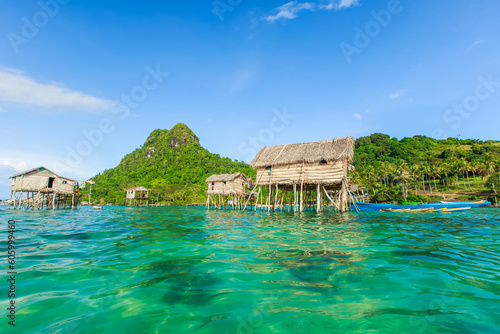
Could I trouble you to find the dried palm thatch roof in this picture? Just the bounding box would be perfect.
[251,136,354,168]
[205,173,248,183]
[10,166,76,181]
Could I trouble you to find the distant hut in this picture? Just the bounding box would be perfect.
[126,186,150,206]
[205,173,248,210]
[249,137,355,212]
[9,166,79,209]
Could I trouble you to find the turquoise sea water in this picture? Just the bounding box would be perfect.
[0,206,499,333]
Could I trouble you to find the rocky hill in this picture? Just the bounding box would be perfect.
[88,123,255,205]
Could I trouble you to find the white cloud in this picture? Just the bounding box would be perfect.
[263,0,359,23]
[467,39,485,50]
[353,113,362,120]
[320,0,359,10]
[390,90,404,99]
[229,66,258,93]
[263,1,315,23]
[0,68,114,112]
[0,150,100,198]
[0,148,97,182]
[1,161,27,171]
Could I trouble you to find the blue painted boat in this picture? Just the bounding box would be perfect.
[380,207,472,213]
[430,200,490,206]
[354,200,490,212]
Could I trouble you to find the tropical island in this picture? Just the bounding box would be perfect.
[84,123,500,206]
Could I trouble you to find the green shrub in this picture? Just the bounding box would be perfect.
[485,173,500,192]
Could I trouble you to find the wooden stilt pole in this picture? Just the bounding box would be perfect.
[273,184,279,212]
[259,187,263,211]
[293,184,297,212]
[254,188,261,211]
[317,184,321,213]
[324,187,340,212]
[280,189,285,212]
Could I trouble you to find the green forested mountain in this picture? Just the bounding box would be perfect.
[88,123,255,204]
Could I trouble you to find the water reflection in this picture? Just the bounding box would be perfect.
[0,206,499,333]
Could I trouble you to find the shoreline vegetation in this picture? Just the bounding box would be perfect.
[82,126,500,206]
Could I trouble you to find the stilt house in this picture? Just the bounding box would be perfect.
[9,166,79,209]
[126,186,150,206]
[249,136,355,212]
[205,173,248,210]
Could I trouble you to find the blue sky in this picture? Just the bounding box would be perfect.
[1,0,499,198]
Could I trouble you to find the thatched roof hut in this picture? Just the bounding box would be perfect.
[251,137,354,186]
[10,166,77,194]
[126,186,150,200]
[251,137,354,168]
[206,173,248,196]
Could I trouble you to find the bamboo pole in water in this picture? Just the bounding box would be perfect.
[275,188,279,212]
[254,188,260,211]
[324,187,339,212]
[293,184,297,212]
[317,184,321,212]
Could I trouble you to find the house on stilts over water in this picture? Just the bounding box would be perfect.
[205,173,248,210]
[246,136,355,212]
[9,166,81,210]
[126,186,150,206]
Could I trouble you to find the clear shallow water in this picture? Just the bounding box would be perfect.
[1,206,499,334]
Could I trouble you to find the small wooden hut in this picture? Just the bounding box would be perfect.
[126,186,150,206]
[9,166,79,209]
[205,173,248,210]
[248,136,355,212]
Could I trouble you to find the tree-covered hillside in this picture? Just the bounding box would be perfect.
[87,123,255,205]
[352,134,500,203]
[86,128,500,206]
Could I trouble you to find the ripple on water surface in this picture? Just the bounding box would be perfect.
[0,206,499,333]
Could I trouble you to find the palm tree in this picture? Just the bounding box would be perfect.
[471,161,479,182]
[380,161,393,188]
[394,160,409,200]
[441,162,451,191]
[489,160,498,175]
[452,160,461,187]
[418,163,426,192]
[422,164,433,194]
[429,164,439,191]
[484,153,495,177]
[476,161,487,180]
[408,164,421,194]
[461,159,472,191]
[363,165,376,185]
